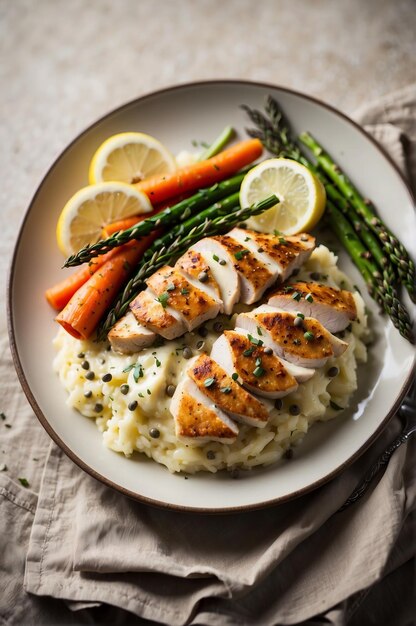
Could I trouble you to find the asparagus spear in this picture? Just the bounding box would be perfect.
[198,126,235,160]
[242,97,414,342]
[299,131,416,302]
[64,171,247,267]
[97,194,278,339]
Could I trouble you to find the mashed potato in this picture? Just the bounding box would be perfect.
[53,245,369,473]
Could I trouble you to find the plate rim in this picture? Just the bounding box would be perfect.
[7,78,416,514]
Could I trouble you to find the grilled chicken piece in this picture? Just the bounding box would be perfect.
[188,354,269,427]
[236,305,348,368]
[175,249,222,306]
[130,289,186,340]
[108,311,156,354]
[191,238,240,314]
[211,330,298,399]
[203,234,276,304]
[268,282,357,333]
[146,266,221,331]
[229,229,315,282]
[170,377,239,444]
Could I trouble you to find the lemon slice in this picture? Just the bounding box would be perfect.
[88,132,176,185]
[56,182,153,256]
[240,158,326,235]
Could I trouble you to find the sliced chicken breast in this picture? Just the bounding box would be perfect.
[230,229,315,282]
[175,249,222,306]
[268,281,357,333]
[170,377,239,444]
[191,238,240,314]
[236,305,348,368]
[211,330,298,399]
[130,288,186,340]
[108,311,156,354]
[188,354,269,427]
[146,266,221,331]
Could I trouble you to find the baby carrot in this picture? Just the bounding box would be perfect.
[135,138,262,205]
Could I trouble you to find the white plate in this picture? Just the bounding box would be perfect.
[8,81,416,512]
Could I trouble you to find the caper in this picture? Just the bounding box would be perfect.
[183,347,193,359]
[77,352,85,359]
[257,247,264,253]
[310,272,321,281]
[81,360,90,370]
[85,371,95,380]
[165,384,176,397]
[274,398,283,410]
[84,390,92,398]
[198,326,208,337]
[94,403,103,413]
[264,347,273,355]
[213,321,223,333]
[102,373,112,382]
[294,317,303,328]
[300,235,309,242]
[120,384,129,395]
[128,401,138,411]
[291,268,300,276]
[284,448,294,460]
[206,450,215,460]
[198,271,208,283]
[327,366,339,378]
[289,404,300,416]
[149,428,160,439]
[196,340,205,351]
[219,259,226,266]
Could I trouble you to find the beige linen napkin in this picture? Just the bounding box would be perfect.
[10,85,416,625]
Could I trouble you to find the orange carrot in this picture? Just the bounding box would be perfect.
[136,138,263,205]
[101,216,143,238]
[56,236,156,340]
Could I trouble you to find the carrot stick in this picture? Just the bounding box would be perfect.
[101,216,143,238]
[56,236,156,340]
[135,138,262,205]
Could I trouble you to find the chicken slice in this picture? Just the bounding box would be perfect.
[175,249,222,306]
[191,238,240,314]
[211,330,298,400]
[236,305,348,368]
[170,377,239,444]
[130,288,186,340]
[108,311,156,354]
[146,266,221,331]
[268,281,357,333]
[229,229,315,282]
[188,354,269,427]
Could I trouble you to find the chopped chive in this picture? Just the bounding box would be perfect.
[122,364,134,373]
[293,338,301,345]
[305,293,314,303]
[255,357,262,367]
[220,386,232,394]
[181,288,189,295]
[147,389,151,395]
[166,282,175,292]
[330,400,344,411]
[155,357,161,367]
[0,413,5,421]
[213,254,219,262]
[243,348,254,357]
[253,366,265,377]
[204,377,215,387]
[234,249,250,260]
[18,478,30,488]
[244,236,251,242]
[247,334,263,346]
[232,373,239,381]
[291,291,302,302]
[257,326,263,336]
[304,331,315,341]
[156,292,169,308]
[296,312,305,319]
[283,285,294,293]
[278,237,287,244]
[273,229,282,235]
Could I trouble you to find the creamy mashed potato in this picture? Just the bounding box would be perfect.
[53,245,369,473]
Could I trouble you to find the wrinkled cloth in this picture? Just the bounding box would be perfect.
[1,84,416,626]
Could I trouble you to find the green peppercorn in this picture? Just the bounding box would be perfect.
[149,428,160,439]
[183,347,193,359]
[85,371,95,380]
[77,352,85,359]
[289,404,300,416]
[120,384,129,395]
[102,373,112,383]
[166,384,176,397]
[327,366,339,378]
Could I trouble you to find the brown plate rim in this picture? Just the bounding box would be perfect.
[7,79,416,514]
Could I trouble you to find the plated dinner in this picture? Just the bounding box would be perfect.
[9,81,415,510]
